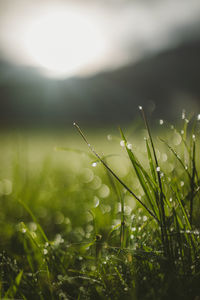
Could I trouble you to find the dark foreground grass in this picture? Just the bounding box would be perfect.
[1,109,200,300]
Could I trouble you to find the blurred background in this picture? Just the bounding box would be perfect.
[0,0,200,128]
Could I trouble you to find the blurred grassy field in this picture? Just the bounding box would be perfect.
[1,118,200,299]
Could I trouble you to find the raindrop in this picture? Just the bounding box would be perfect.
[92,162,97,167]
[180,181,184,187]
[138,106,143,110]
[107,134,112,141]
[127,143,132,150]
[197,114,200,121]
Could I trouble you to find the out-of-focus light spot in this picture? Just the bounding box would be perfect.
[22,9,107,77]
[159,119,164,125]
[143,215,148,222]
[98,184,110,198]
[81,168,94,183]
[173,132,182,145]
[92,162,97,167]
[182,110,186,119]
[100,204,111,214]
[107,134,112,141]
[54,234,64,245]
[55,211,65,224]
[43,249,48,255]
[124,194,136,209]
[162,153,168,162]
[0,179,12,196]
[29,222,37,232]
[90,176,102,190]
[197,114,200,120]
[155,149,161,159]
[86,224,93,232]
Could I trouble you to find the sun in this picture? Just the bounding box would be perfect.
[23,9,106,77]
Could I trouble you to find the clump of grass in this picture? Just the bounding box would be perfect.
[1,108,200,299]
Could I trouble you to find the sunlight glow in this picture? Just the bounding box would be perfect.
[23,9,107,77]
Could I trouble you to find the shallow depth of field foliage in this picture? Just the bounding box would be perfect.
[1,109,200,300]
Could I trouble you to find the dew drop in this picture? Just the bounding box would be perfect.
[120,140,125,147]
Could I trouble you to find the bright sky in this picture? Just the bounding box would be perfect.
[0,0,200,77]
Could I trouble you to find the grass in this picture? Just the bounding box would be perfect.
[1,108,200,299]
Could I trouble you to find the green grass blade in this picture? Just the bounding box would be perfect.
[19,200,48,242]
[74,122,159,222]
[4,270,23,298]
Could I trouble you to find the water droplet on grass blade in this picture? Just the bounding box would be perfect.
[94,196,100,207]
[120,140,125,147]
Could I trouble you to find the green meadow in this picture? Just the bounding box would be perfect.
[1,110,200,300]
